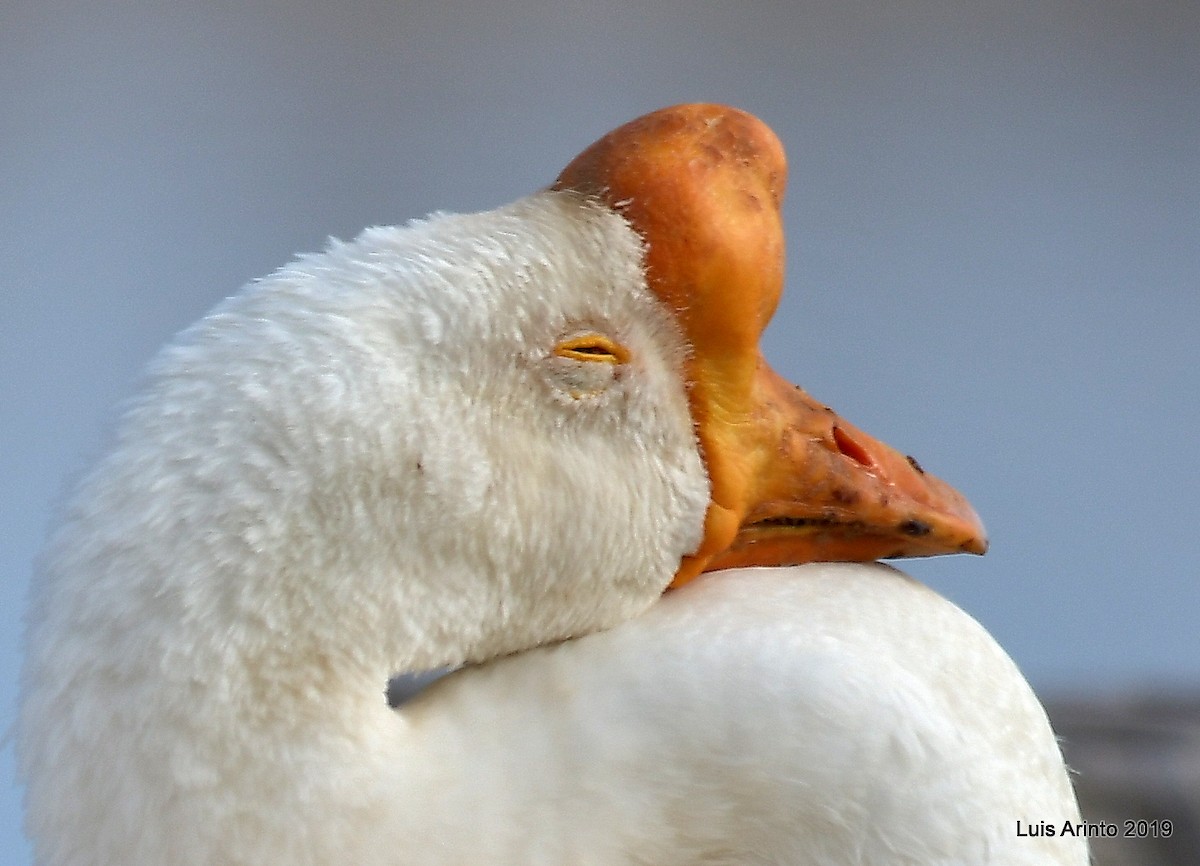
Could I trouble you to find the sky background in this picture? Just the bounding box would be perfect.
[2,1,1197,861]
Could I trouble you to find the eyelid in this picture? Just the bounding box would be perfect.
[552,333,631,365]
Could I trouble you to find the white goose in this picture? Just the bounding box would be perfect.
[18,105,1086,865]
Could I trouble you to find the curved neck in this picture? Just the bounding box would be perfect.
[20,191,712,865]
[21,460,463,865]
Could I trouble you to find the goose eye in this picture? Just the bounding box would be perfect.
[552,334,630,365]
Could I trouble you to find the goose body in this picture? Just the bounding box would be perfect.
[18,105,1086,865]
[396,564,1080,864]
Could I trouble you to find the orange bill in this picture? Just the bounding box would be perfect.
[555,104,987,586]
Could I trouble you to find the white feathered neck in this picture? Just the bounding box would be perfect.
[19,191,710,865]
[19,188,1087,866]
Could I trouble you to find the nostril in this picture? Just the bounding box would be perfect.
[832,425,874,468]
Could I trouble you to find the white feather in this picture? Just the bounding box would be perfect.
[18,190,1085,865]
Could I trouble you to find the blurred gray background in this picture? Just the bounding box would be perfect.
[2,2,1197,863]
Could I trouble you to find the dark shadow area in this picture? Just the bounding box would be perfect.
[1046,691,1200,866]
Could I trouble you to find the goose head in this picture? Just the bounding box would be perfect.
[556,105,985,584]
[20,104,987,865]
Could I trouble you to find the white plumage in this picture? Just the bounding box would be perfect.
[18,106,1086,865]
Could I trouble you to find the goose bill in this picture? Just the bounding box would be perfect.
[674,360,987,586]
